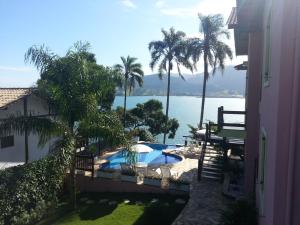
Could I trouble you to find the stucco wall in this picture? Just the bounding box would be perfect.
[256,0,300,225]
[0,94,51,163]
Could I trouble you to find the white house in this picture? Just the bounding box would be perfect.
[0,88,53,169]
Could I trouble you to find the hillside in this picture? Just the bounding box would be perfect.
[116,66,246,97]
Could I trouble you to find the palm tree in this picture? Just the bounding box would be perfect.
[0,42,128,209]
[188,14,233,128]
[114,56,144,128]
[149,27,193,144]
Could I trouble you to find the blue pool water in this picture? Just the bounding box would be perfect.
[102,143,182,169]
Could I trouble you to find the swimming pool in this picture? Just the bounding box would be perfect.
[101,143,182,169]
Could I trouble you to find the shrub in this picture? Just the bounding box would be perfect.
[219,200,258,225]
[0,138,73,225]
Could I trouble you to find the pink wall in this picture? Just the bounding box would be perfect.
[240,0,300,224]
[246,0,300,225]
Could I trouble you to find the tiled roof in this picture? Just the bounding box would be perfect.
[0,88,32,109]
[227,7,237,29]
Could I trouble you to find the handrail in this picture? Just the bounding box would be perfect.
[218,106,246,131]
[197,123,209,181]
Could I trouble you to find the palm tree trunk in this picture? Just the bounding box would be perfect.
[163,61,171,144]
[123,77,128,128]
[199,53,208,129]
[23,97,29,163]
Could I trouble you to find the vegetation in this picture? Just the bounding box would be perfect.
[149,27,193,143]
[188,14,233,128]
[0,136,74,225]
[219,200,258,225]
[40,192,188,225]
[0,41,128,224]
[114,56,144,127]
[116,99,179,141]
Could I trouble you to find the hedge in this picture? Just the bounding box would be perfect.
[0,137,74,225]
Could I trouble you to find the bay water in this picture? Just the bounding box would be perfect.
[113,96,245,144]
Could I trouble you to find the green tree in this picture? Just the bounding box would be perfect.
[114,56,144,128]
[0,41,127,209]
[116,99,179,141]
[188,14,233,128]
[149,27,193,144]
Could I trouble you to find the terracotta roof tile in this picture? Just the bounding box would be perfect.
[0,88,32,109]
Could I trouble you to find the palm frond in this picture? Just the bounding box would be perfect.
[24,45,56,72]
[0,115,68,146]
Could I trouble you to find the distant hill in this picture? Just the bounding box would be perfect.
[116,66,246,97]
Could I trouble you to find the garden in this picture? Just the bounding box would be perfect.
[38,192,188,225]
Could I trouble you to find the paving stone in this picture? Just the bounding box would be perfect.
[171,147,233,225]
[86,200,95,204]
[108,200,117,205]
[150,198,159,203]
[124,199,130,204]
[80,197,88,202]
[98,199,108,204]
[175,198,186,204]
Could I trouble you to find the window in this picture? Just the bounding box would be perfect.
[263,11,272,86]
[1,136,14,148]
[258,129,267,216]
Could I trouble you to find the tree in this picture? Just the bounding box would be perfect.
[114,56,144,128]
[0,41,127,209]
[188,14,233,128]
[116,99,179,142]
[149,27,193,144]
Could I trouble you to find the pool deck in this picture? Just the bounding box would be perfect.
[83,144,231,224]
[96,145,201,183]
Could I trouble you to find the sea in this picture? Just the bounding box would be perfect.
[113,96,245,145]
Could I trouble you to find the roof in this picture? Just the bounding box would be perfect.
[227,7,237,29]
[0,88,33,109]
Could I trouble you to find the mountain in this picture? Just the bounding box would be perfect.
[116,66,246,97]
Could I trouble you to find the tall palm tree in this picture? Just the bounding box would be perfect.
[149,27,193,144]
[188,14,233,128]
[0,42,128,209]
[114,56,144,128]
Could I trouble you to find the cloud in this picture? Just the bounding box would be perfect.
[155,1,165,8]
[159,0,235,18]
[120,0,137,9]
[0,66,35,73]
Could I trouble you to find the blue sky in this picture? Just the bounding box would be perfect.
[0,0,246,87]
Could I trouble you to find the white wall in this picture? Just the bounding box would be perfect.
[0,94,53,163]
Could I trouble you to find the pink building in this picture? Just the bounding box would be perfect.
[228,0,300,225]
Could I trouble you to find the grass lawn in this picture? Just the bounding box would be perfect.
[44,192,188,225]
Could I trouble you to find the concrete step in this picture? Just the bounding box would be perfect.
[202,170,222,177]
[202,166,223,172]
[203,161,224,168]
[201,174,222,181]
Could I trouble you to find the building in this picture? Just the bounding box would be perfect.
[228,0,300,225]
[0,88,53,169]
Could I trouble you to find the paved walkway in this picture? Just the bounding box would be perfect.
[172,179,231,225]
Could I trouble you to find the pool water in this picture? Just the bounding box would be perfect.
[102,143,182,169]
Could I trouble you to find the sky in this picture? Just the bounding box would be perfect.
[0,0,246,87]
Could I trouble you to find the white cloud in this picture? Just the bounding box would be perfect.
[159,0,235,19]
[0,66,35,73]
[120,0,137,9]
[155,1,165,8]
